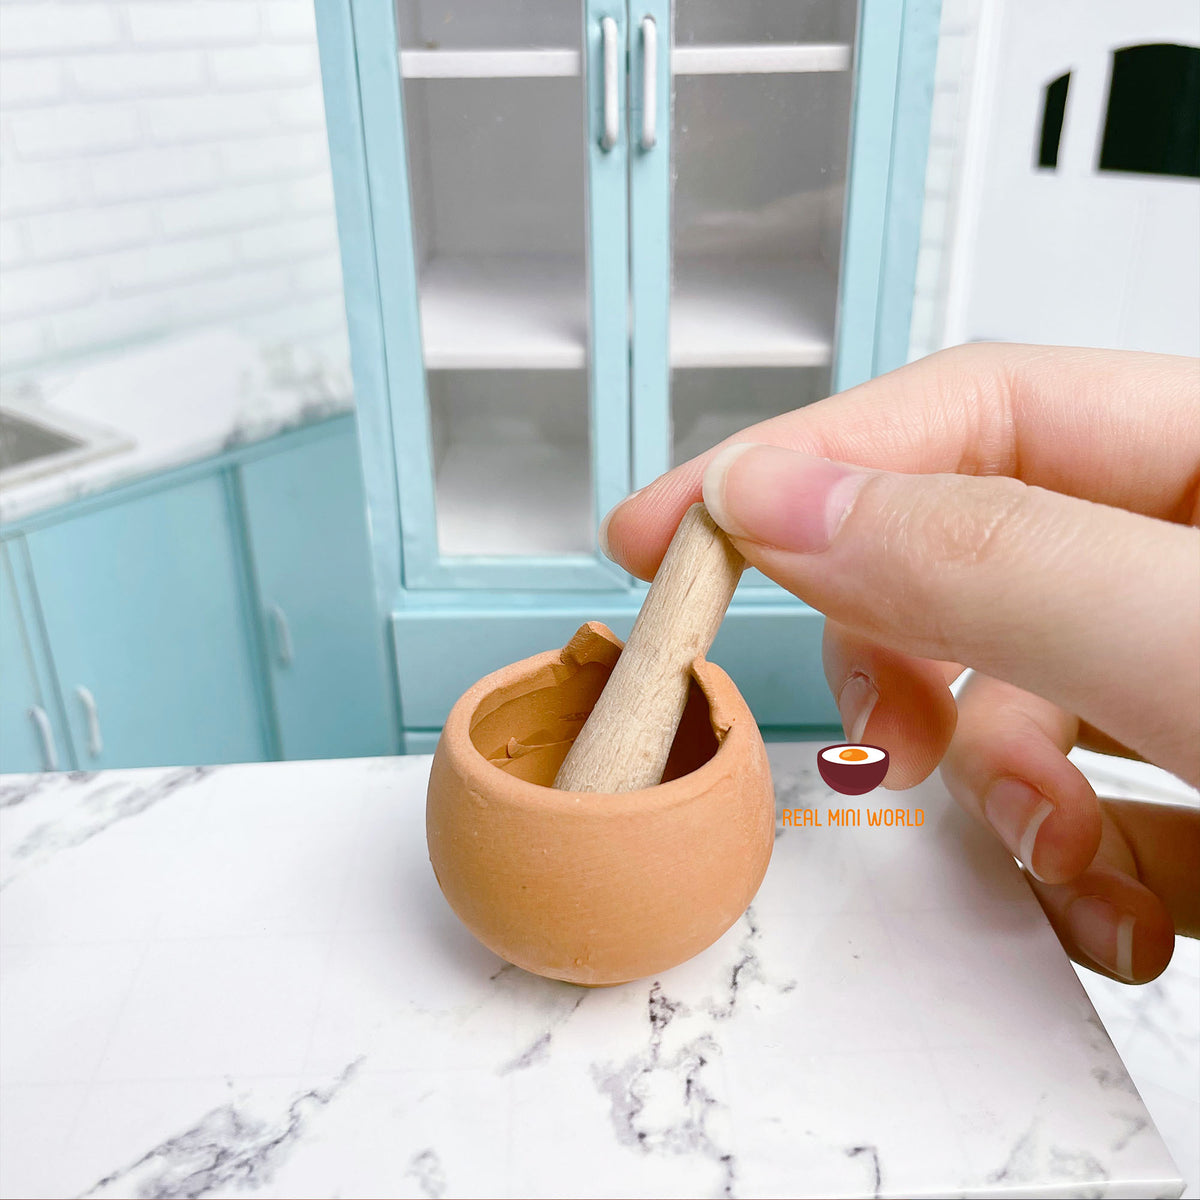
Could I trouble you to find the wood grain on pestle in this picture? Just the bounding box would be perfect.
[553,503,744,793]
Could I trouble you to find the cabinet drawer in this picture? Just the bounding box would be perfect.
[392,603,838,733]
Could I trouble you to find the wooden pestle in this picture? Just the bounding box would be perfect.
[554,503,744,793]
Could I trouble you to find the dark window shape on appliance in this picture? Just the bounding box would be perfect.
[1037,72,1071,168]
[1098,43,1200,178]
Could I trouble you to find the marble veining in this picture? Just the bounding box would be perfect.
[500,991,586,1074]
[83,1060,361,1200]
[405,1148,447,1199]
[593,980,737,1196]
[1078,938,1200,1199]
[0,748,1190,1199]
[985,1113,1104,1196]
[0,765,214,889]
[0,772,56,809]
[844,1145,883,1199]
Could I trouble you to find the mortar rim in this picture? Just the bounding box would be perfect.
[434,621,761,818]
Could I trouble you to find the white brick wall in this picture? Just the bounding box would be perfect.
[0,0,349,379]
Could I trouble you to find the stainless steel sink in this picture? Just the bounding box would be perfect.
[0,401,133,489]
[1,409,84,465]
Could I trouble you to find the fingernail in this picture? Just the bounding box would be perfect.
[702,443,868,553]
[1066,896,1137,982]
[597,506,615,560]
[837,673,878,745]
[597,487,643,562]
[983,779,1055,882]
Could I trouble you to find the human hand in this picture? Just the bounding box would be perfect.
[600,344,1200,983]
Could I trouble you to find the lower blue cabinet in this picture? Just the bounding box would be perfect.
[24,474,268,770]
[238,430,396,760]
[0,416,396,775]
[1,542,69,772]
[391,597,842,750]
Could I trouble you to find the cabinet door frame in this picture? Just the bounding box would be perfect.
[627,0,944,493]
[330,0,631,592]
[0,537,76,773]
[836,0,943,391]
[627,0,672,491]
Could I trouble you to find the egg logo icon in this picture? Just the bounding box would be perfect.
[817,744,889,795]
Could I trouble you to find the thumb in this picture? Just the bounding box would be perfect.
[701,443,1200,783]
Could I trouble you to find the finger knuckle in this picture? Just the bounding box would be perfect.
[864,476,1035,662]
[918,475,1032,573]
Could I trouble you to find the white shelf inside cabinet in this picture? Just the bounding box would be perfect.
[435,440,593,556]
[418,255,586,370]
[400,49,580,78]
[672,43,850,75]
[671,258,836,368]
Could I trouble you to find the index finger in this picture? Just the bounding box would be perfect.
[604,344,1200,579]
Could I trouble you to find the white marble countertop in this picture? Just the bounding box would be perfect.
[0,330,353,526]
[0,745,1192,1198]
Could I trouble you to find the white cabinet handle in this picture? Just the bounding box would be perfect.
[640,17,657,150]
[600,16,619,151]
[268,604,294,668]
[74,685,103,759]
[28,705,58,772]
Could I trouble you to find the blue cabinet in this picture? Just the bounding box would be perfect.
[238,429,397,760]
[1,541,70,772]
[316,0,941,748]
[23,475,267,770]
[1,416,395,774]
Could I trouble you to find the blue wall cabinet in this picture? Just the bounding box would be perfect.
[316,0,941,748]
[22,475,268,770]
[238,428,397,760]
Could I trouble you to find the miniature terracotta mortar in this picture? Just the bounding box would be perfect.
[426,621,775,986]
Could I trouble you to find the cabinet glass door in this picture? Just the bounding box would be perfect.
[630,0,859,487]
[383,0,630,589]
